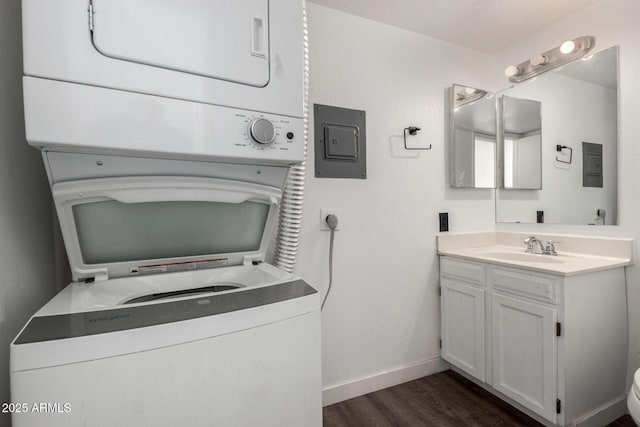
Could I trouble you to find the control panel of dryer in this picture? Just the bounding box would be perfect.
[24,78,305,166]
[241,114,298,151]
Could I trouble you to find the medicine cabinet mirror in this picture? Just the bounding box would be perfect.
[449,84,496,188]
[500,95,542,190]
[496,45,618,225]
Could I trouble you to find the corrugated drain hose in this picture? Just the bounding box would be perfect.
[274,3,309,273]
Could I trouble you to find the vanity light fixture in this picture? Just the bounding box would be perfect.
[453,85,489,110]
[504,36,595,83]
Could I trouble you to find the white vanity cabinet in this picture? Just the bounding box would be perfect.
[491,290,557,420]
[440,257,486,382]
[440,255,628,427]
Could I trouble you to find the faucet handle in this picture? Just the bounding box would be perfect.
[544,240,560,255]
[523,236,538,253]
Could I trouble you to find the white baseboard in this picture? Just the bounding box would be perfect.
[574,395,628,427]
[322,357,450,407]
[455,366,630,427]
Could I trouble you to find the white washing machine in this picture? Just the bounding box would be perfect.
[14,1,319,425]
[10,173,321,427]
[11,268,320,427]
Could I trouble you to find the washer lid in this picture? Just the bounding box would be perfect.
[90,0,270,87]
[53,176,281,282]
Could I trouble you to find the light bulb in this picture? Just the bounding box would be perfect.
[560,40,576,54]
[504,65,521,77]
[530,54,548,66]
[464,87,476,94]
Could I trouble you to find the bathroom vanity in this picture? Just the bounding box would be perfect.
[438,232,633,427]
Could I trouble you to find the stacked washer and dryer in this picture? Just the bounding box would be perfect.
[11,1,320,426]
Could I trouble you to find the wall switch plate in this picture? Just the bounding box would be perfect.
[320,209,341,230]
[439,212,449,232]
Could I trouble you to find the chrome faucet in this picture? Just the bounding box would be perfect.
[523,236,545,254]
[543,240,560,256]
[523,236,560,255]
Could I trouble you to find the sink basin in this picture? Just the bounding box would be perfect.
[481,251,565,264]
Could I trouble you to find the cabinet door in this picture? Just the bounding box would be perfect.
[441,279,485,382]
[492,293,557,422]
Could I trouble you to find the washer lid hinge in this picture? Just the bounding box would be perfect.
[88,2,95,32]
[81,269,108,283]
[243,255,263,266]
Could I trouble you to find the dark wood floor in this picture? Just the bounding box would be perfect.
[323,370,636,427]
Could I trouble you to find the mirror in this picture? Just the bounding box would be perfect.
[496,45,618,225]
[501,95,542,189]
[449,84,496,188]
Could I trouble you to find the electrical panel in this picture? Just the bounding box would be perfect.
[583,141,603,188]
[314,104,366,179]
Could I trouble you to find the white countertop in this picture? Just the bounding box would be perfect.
[438,244,631,276]
[437,232,633,276]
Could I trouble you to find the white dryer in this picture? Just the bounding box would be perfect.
[23,0,306,164]
[10,173,321,427]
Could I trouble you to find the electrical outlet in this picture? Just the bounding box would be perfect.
[320,209,341,230]
[439,212,449,232]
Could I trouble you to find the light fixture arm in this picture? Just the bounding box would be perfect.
[505,36,595,83]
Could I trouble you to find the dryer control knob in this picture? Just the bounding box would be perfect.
[249,118,276,145]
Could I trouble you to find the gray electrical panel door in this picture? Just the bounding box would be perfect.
[582,141,603,188]
[314,104,366,179]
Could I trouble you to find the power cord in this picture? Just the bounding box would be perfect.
[321,214,338,309]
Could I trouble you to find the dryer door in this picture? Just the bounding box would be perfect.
[91,0,270,87]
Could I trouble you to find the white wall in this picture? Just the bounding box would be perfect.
[0,2,58,426]
[497,72,617,224]
[298,4,496,403]
[493,0,640,389]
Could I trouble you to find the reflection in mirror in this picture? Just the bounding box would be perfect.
[501,95,542,189]
[449,84,496,188]
[496,46,618,225]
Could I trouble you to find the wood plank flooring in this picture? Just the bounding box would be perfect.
[323,370,636,427]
